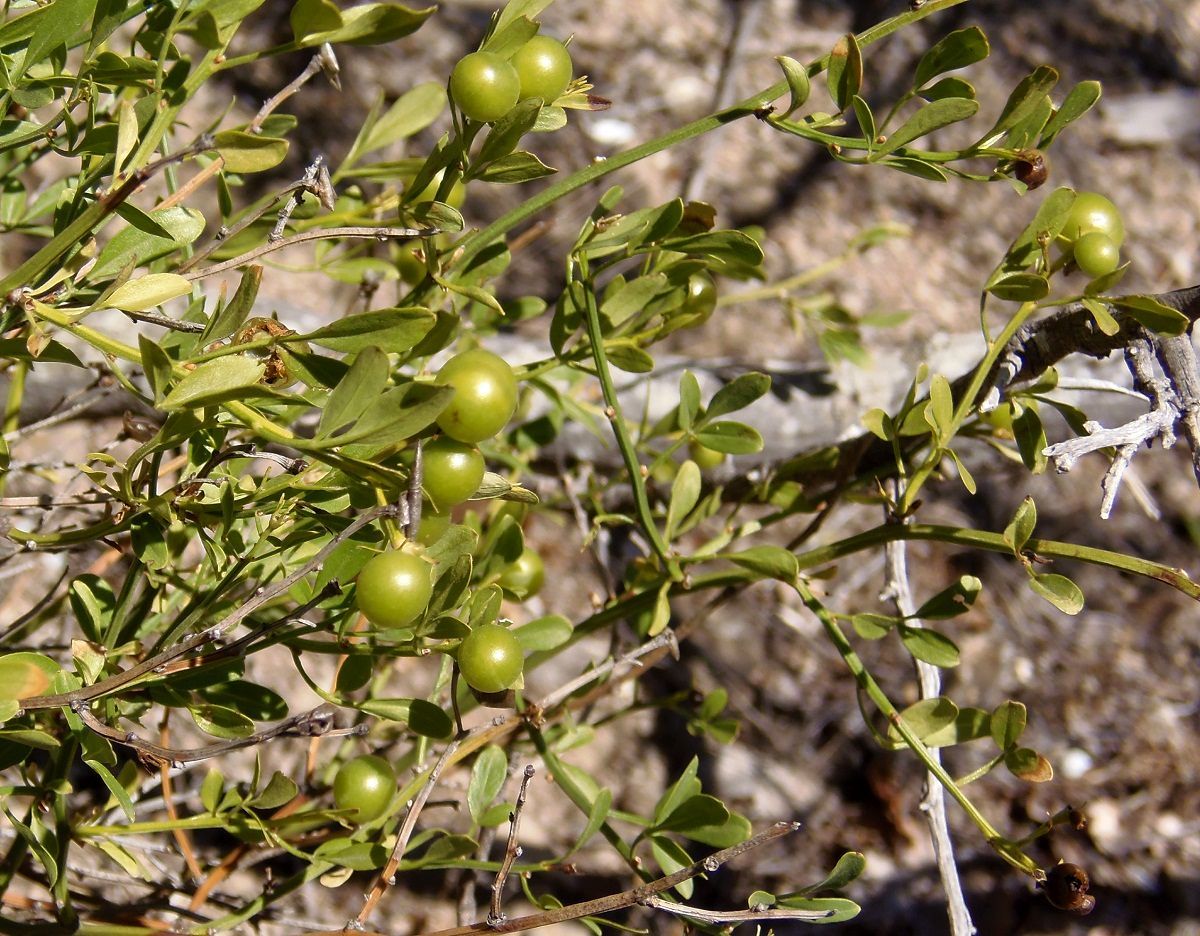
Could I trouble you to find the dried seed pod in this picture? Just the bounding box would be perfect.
[1041,862,1095,915]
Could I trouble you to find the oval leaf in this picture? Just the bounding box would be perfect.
[107,273,191,312]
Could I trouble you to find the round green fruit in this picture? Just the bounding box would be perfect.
[681,272,717,323]
[435,349,519,443]
[688,440,726,471]
[450,51,520,123]
[498,548,545,599]
[1062,192,1125,247]
[333,754,395,823]
[421,438,485,510]
[511,36,573,103]
[355,550,433,628]
[1072,231,1120,279]
[457,622,523,693]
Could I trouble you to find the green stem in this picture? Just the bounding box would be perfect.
[576,257,679,577]
[899,300,1038,513]
[793,580,1041,877]
[795,521,1200,599]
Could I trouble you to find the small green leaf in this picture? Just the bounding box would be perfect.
[250,771,299,810]
[360,698,453,738]
[514,615,573,652]
[476,151,556,184]
[920,76,975,102]
[657,230,764,266]
[1028,572,1084,614]
[685,810,753,848]
[1003,496,1037,554]
[888,696,959,743]
[476,99,543,168]
[605,344,655,374]
[200,681,288,721]
[161,356,266,411]
[467,745,507,824]
[861,408,893,440]
[852,95,876,153]
[678,371,701,432]
[0,652,61,701]
[653,757,701,824]
[107,273,191,312]
[653,794,729,834]
[693,420,763,455]
[913,575,982,620]
[898,625,960,667]
[775,55,811,114]
[649,834,694,900]
[1081,297,1121,336]
[293,1,433,47]
[189,703,255,740]
[362,82,446,155]
[788,851,867,896]
[92,206,205,280]
[914,26,990,89]
[201,769,224,814]
[567,788,611,856]
[1012,405,1048,473]
[986,271,1049,302]
[665,460,701,542]
[776,896,861,922]
[1113,295,1190,336]
[317,345,390,438]
[920,707,992,748]
[214,131,289,173]
[826,33,862,112]
[648,581,671,638]
[983,66,1059,141]
[1039,80,1102,146]
[851,613,895,639]
[990,700,1027,749]
[290,0,343,41]
[1005,746,1054,782]
[705,372,771,420]
[722,546,799,583]
[297,307,436,354]
[874,97,979,158]
[924,373,954,441]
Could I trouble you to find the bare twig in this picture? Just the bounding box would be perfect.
[182,226,440,281]
[249,46,339,135]
[269,156,328,242]
[308,820,803,936]
[405,438,424,541]
[357,737,462,924]
[118,307,206,333]
[488,765,535,924]
[881,487,975,936]
[73,702,364,768]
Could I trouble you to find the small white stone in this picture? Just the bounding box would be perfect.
[586,117,638,147]
[1086,798,1123,853]
[1013,656,1035,685]
[1059,747,1094,779]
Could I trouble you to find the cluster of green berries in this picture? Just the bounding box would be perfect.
[352,349,542,696]
[1061,191,1125,279]
[449,35,573,123]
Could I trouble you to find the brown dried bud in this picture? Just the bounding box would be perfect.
[1014,150,1048,189]
[1041,862,1095,915]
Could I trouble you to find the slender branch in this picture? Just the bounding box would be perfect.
[181,226,440,281]
[17,504,401,711]
[357,737,462,924]
[309,821,802,936]
[488,765,535,925]
[881,492,975,936]
[638,893,834,924]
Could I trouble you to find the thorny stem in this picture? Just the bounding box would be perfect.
[488,765,535,924]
